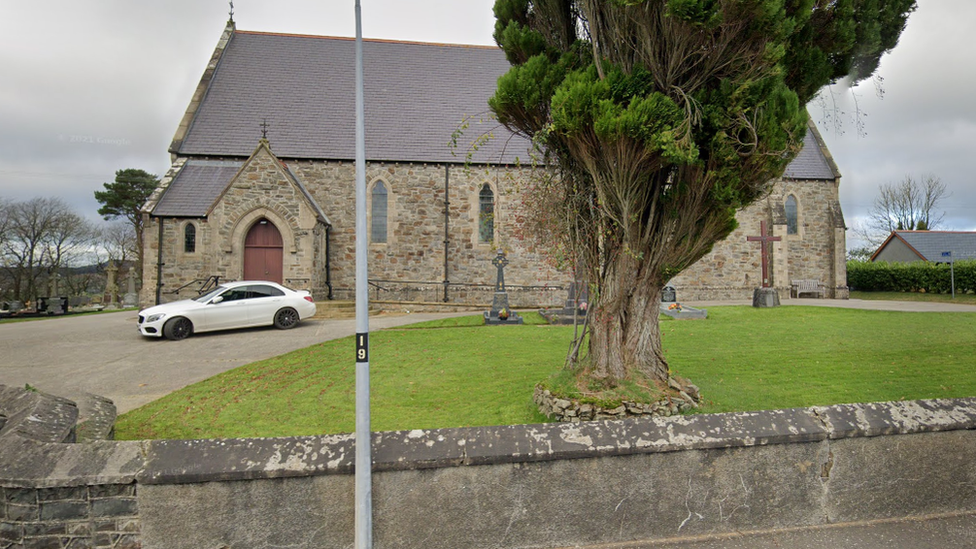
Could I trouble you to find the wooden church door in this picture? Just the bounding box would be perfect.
[244,219,284,283]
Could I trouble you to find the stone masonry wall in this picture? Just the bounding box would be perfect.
[208,148,326,295]
[142,155,846,307]
[0,386,142,549]
[141,146,330,305]
[4,384,976,549]
[2,484,140,549]
[669,177,846,300]
[289,161,566,307]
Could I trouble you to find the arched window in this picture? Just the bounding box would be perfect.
[371,181,388,244]
[479,184,494,244]
[785,195,798,235]
[184,223,196,253]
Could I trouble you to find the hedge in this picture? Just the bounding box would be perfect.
[847,260,976,294]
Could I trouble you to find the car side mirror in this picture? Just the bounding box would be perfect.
[211,296,224,305]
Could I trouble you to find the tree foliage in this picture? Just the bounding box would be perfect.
[490,0,916,386]
[0,197,95,302]
[94,168,159,277]
[851,174,948,250]
[870,174,947,233]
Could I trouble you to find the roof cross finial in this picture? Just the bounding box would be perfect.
[228,1,235,24]
[260,118,270,140]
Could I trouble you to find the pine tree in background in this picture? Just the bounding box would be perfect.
[94,168,159,279]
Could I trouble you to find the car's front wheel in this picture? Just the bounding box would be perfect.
[274,307,299,329]
[163,317,193,340]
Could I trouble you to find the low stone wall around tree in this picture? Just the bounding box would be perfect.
[533,378,702,421]
[3,384,976,549]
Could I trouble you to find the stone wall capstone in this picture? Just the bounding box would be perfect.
[5,384,976,549]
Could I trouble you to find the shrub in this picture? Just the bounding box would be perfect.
[848,260,976,294]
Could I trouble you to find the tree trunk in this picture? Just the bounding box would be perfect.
[588,264,669,386]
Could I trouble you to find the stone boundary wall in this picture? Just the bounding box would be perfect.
[3,386,976,548]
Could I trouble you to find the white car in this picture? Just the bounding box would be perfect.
[138,281,316,340]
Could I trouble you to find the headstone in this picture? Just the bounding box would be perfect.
[752,287,781,308]
[661,286,676,303]
[47,297,68,315]
[662,304,707,320]
[49,275,60,298]
[564,282,588,311]
[484,251,523,325]
[539,282,589,325]
[105,263,119,309]
[747,221,781,308]
[122,270,139,308]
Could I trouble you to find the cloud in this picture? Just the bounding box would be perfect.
[0,0,973,239]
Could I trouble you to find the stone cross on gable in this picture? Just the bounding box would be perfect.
[260,118,270,140]
[746,221,781,288]
[492,251,509,292]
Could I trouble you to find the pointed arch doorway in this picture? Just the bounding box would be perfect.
[244,218,284,283]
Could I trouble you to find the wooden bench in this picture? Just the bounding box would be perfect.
[791,280,825,298]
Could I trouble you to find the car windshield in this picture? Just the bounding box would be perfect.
[194,286,229,303]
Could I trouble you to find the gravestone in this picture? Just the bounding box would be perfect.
[105,263,119,309]
[564,282,589,311]
[484,251,523,325]
[46,297,68,315]
[661,286,676,303]
[747,221,781,308]
[48,275,60,298]
[539,282,588,325]
[662,303,707,320]
[122,270,139,308]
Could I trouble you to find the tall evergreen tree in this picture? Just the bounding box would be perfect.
[490,0,916,388]
[94,168,158,277]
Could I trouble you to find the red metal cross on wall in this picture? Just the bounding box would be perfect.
[746,221,781,288]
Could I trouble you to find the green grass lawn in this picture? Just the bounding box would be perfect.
[850,290,976,305]
[115,307,976,440]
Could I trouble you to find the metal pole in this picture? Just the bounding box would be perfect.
[155,217,164,305]
[951,255,956,299]
[354,1,372,548]
[443,165,450,303]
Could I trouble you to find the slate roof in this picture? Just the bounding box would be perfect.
[878,231,976,262]
[783,123,840,180]
[153,160,243,217]
[175,30,528,165]
[170,27,837,179]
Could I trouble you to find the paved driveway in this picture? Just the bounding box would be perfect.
[0,310,471,413]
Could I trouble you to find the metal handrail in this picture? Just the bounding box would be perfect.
[167,275,221,295]
[367,278,564,291]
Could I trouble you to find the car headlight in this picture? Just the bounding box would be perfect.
[146,313,167,323]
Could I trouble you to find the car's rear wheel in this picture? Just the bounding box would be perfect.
[274,307,299,329]
[163,317,193,340]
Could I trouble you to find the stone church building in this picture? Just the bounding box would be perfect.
[140,21,848,308]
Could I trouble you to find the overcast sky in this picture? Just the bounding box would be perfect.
[1,0,973,248]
